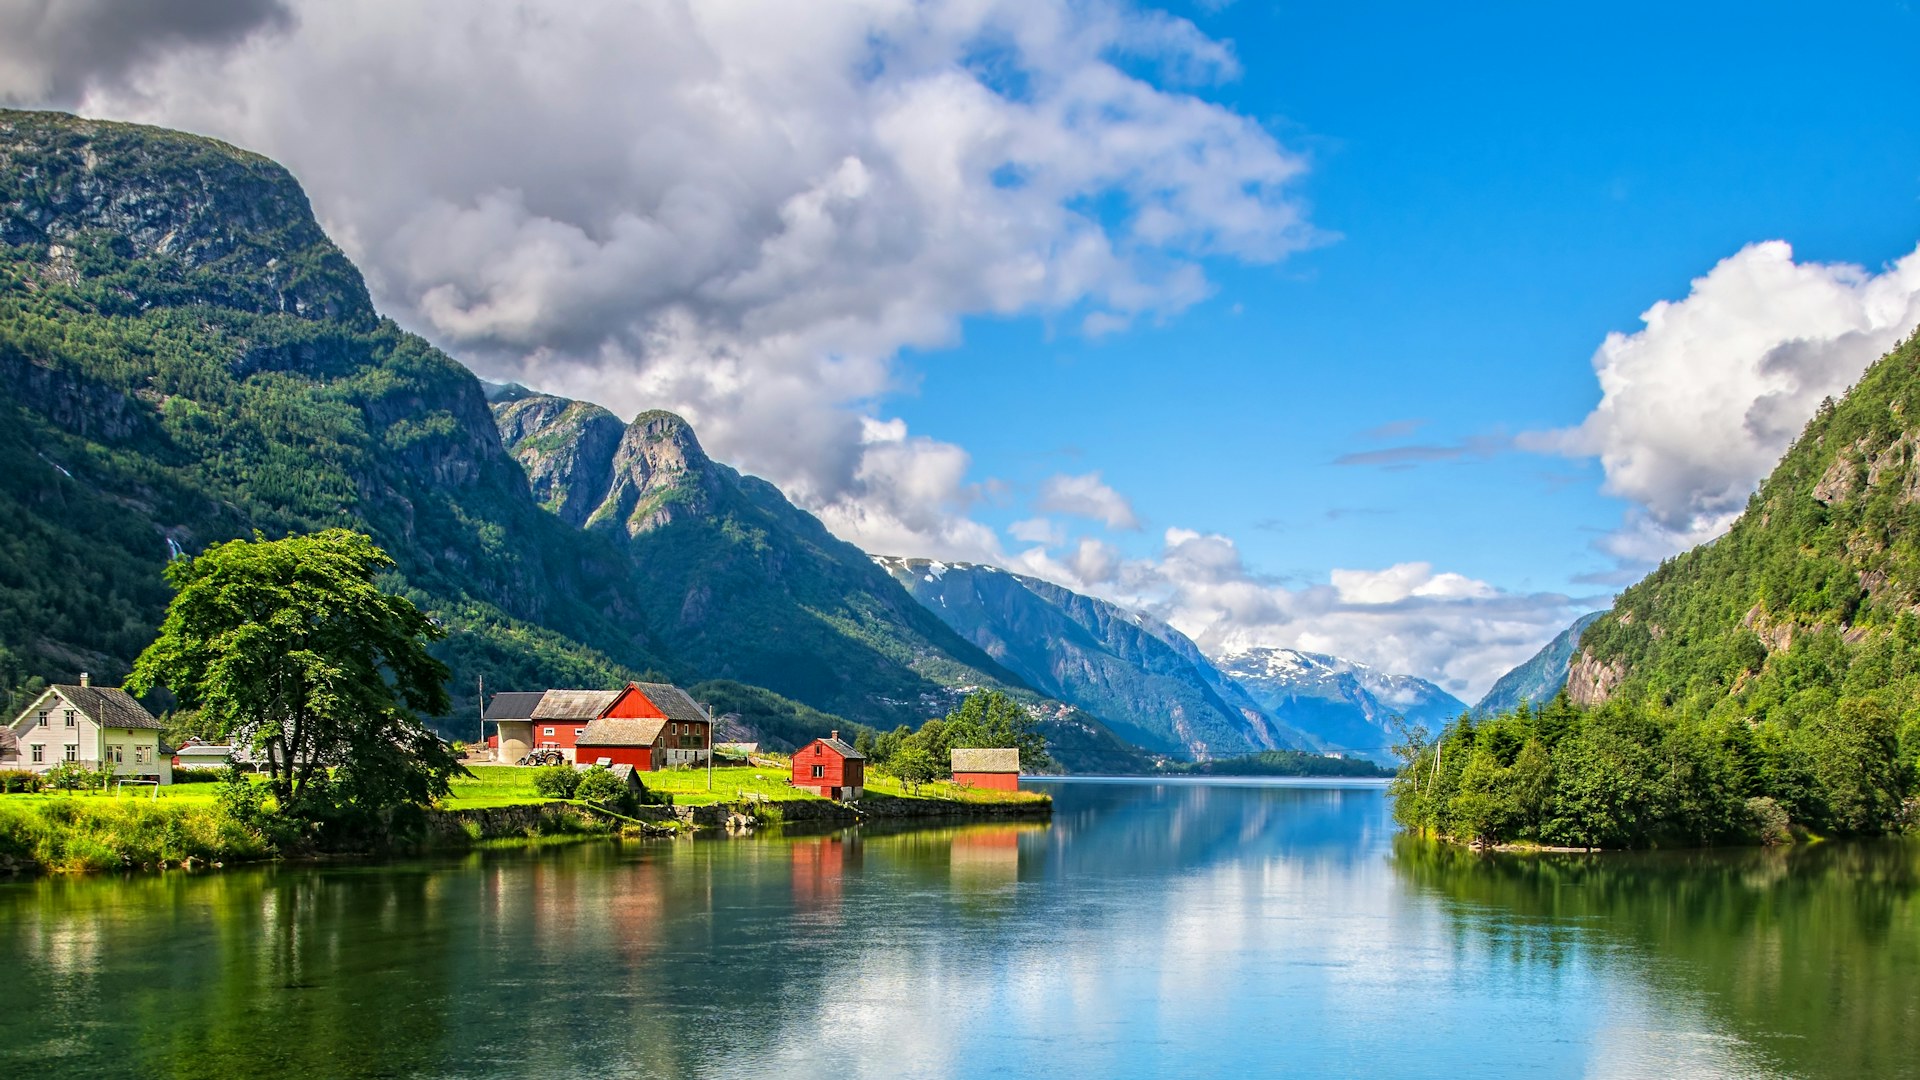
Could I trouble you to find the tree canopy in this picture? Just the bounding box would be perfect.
[127,529,458,818]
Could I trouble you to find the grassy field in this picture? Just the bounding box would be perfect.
[0,786,222,805]
[441,763,1048,808]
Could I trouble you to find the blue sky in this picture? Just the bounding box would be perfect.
[895,0,1920,599]
[20,0,1920,694]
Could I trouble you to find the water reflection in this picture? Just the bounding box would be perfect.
[0,781,1914,1078]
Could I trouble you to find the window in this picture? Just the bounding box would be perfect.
[543,727,555,737]
[573,728,584,738]
[135,745,149,765]
[64,709,76,728]
[63,744,77,762]
[30,744,43,763]
[813,743,822,755]
[109,745,124,764]
[36,710,47,727]
[811,765,824,779]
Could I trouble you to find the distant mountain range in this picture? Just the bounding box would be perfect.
[1474,612,1605,715]
[876,557,1467,763]
[1212,647,1467,764]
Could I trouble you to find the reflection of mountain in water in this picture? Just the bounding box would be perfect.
[1392,838,1920,1080]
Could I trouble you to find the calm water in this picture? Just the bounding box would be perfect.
[2,778,1917,1079]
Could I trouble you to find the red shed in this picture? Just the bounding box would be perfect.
[528,689,619,763]
[792,731,865,800]
[951,748,1021,792]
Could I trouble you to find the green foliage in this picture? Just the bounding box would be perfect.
[573,765,628,809]
[889,745,939,793]
[0,769,42,793]
[531,766,581,800]
[690,679,871,753]
[939,690,1053,772]
[43,761,92,792]
[1172,751,1394,778]
[127,530,460,823]
[0,797,271,872]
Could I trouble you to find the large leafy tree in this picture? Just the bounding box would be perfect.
[942,690,1053,772]
[128,529,457,813]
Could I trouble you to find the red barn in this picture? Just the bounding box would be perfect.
[576,682,712,771]
[792,731,865,800]
[527,689,620,763]
[951,748,1021,792]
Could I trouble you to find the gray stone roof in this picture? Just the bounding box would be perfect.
[814,735,864,760]
[951,747,1020,773]
[34,686,165,731]
[532,689,621,721]
[578,716,668,747]
[0,727,15,758]
[632,682,707,723]
[484,691,546,721]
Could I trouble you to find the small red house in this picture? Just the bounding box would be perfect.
[792,731,865,800]
[575,682,712,771]
[951,747,1021,792]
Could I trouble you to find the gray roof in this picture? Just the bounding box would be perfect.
[532,689,621,721]
[0,727,15,758]
[951,747,1020,773]
[24,686,165,731]
[484,691,547,721]
[578,716,668,748]
[814,735,864,760]
[631,682,707,723]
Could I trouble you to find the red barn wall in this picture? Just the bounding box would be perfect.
[580,745,653,770]
[953,771,1019,792]
[792,742,850,788]
[604,687,668,720]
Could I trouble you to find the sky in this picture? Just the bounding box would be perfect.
[4,0,1920,699]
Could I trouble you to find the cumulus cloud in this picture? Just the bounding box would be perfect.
[0,0,290,104]
[1012,527,1577,698]
[59,0,1315,557]
[1525,240,1920,563]
[1035,471,1142,529]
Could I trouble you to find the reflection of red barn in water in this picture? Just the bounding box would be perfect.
[949,826,1022,890]
[790,836,854,913]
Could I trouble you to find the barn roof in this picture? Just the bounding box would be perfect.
[532,689,621,721]
[484,691,546,721]
[631,682,707,723]
[578,716,668,747]
[812,734,864,760]
[46,686,164,731]
[951,747,1020,773]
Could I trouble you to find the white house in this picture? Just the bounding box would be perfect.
[1,675,172,785]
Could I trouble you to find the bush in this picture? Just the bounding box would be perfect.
[574,766,626,806]
[1746,796,1794,846]
[531,765,580,800]
[0,769,42,793]
[171,766,227,784]
[43,761,94,792]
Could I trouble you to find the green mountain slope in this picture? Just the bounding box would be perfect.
[0,109,1152,768]
[494,396,1037,729]
[1474,611,1604,715]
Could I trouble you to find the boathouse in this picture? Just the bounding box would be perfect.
[950,747,1021,792]
[792,731,864,800]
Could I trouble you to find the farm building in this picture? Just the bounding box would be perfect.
[2,675,172,784]
[792,731,864,800]
[172,739,235,771]
[484,691,546,763]
[526,689,620,764]
[489,683,712,770]
[951,748,1021,792]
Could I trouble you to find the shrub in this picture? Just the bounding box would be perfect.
[531,765,580,800]
[43,761,94,792]
[0,769,42,793]
[172,766,227,784]
[1746,796,1794,846]
[574,766,626,806]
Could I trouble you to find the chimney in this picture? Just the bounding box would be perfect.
[830,730,838,741]
[79,672,90,687]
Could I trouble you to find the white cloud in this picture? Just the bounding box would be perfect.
[1524,239,1920,563]
[1012,528,1577,699]
[1035,471,1142,529]
[54,0,1315,557]
[1008,517,1066,546]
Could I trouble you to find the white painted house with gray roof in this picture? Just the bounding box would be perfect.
[2,675,172,784]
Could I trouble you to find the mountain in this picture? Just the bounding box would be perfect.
[1474,611,1604,715]
[1571,329,1920,725]
[874,557,1319,757]
[1212,647,1468,764]
[0,108,1048,742]
[492,396,1035,729]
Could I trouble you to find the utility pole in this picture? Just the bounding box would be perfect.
[477,674,486,762]
[704,701,714,791]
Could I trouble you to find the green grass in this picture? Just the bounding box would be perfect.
[863,774,1051,805]
[439,763,1050,810]
[0,786,222,805]
[0,796,271,872]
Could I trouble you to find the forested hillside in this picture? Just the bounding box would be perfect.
[1397,332,1920,846]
